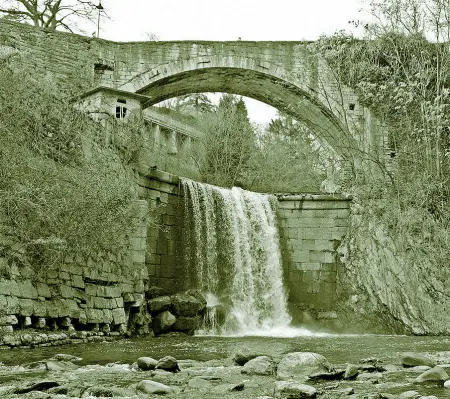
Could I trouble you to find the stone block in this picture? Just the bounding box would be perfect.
[115,297,124,308]
[66,299,81,318]
[86,308,104,324]
[0,294,7,309]
[0,280,11,295]
[112,308,126,325]
[60,285,74,298]
[59,271,70,280]
[85,285,98,296]
[131,250,145,264]
[102,309,113,324]
[292,251,310,263]
[33,300,47,317]
[6,295,20,313]
[300,263,321,271]
[0,315,18,325]
[36,283,51,298]
[71,274,85,288]
[93,296,108,309]
[19,298,34,316]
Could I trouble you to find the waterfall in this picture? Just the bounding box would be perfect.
[182,178,291,335]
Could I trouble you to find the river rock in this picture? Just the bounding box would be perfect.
[173,316,201,333]
[188,376,213,389]
[242,356,275,376]
[45,360,78,371]
[148,296,172,313]
[170,293,206,316]
[444,379,450,388]
[402,353,436,368]
[137,356,158,370]
[136,379,174,394]
[82,385,134,397]
[233,351,265,365]
[155,356,180,372]
[14,381,60,394]
[49,354,82,362]
[277,352,332,382]
[152,310,176,334]
[344,364,359,379]
[399,391,421,399]
[274,381,317,398]
[409,366,431,373]
[415,365,449,383]
[308,369,345,381]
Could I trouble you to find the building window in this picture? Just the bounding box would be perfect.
[349,103,355,111]
[116,99,127,119]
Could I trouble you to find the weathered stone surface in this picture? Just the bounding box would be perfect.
[152,310,176,334]
[344,364,359,379]
[233,351,265,366]
[308,369,345,381]
[173,315,201,333]
[82,385,134,397]
[170,293,206,316]
[274,381,317,398]
[137,357,158,371]
[277,352,332,382]
[45,360,78,371]
[148,295,172,313]
[444,379,450,388]
[398,391,421,399]
[242,356,275,376]
[14,380,59,394]
[402,353,436,368]
[136,379,173,394]
[0,315,18,325]
[155,356,180,372]
[188,376,213,389]
[112,308,126,325]
[415,365,449,383]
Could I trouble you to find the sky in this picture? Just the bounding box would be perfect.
[96,0,367,124]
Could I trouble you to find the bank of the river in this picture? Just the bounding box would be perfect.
[1,334,450,398]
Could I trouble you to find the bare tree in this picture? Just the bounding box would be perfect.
[0,0,105,33]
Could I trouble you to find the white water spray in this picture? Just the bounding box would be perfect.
[182,179,291,335]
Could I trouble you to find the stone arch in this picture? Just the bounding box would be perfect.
[119,56,358,158]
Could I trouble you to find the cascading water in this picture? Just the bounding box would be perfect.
[182,178,292,335]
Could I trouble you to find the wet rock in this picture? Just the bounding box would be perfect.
[188,376,213,389]
[275,381,317,398]
[136,379,174,394]
[242,356,275,376]
[402,353,436,368]
[148,296,172,313]
[399,391,421,399]
[233,351,265,365]
[14,381,60,394]
[155,356,180,372]
[415,365,449,384]
[277,352,332,382]
[49,354,82,362]
[170,293,206,316]
[308,369,345,381]
[45,360,78,371]
[137,356,158,371]
[357,372,383,382]
[344,364,359,379]
[173,316,201,333]
[82,385,134,397]
[152,310,176,334]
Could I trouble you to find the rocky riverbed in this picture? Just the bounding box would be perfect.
[2,348,450,398]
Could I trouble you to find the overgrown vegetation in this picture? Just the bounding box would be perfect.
[312,0,450,271]
[0,56,134,276]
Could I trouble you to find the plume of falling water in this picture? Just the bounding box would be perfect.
[182,179,291,335]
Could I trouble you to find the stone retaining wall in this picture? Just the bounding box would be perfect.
[277,194,351,327]
[0,200,148,345]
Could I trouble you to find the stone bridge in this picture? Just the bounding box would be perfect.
[94,40,384,158]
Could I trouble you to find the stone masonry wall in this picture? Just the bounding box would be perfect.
[136,170,186,295]
[0,200,148,347]
[277,194,351,328]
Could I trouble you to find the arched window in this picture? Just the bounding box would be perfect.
[116,99,127,118]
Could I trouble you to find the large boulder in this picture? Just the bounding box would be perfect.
[274,381,317,398]
[152,310,176,334]
[155,356,180,372]
[233,351,265,366]
[136,380,173,394]
[277,352,332,382]
[137,357,158,371]
[241,356,275,376]
[402,353,436,368]
[148,296,172,313]
[171,293,206,316]
[173,316,201,334]
[415,365,449,384]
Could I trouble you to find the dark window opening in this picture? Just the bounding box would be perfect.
[349,103,355,111]
[116,106,127,118]
[117,98,127,104]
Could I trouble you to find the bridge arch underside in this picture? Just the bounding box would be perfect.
[135,67,355,157]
